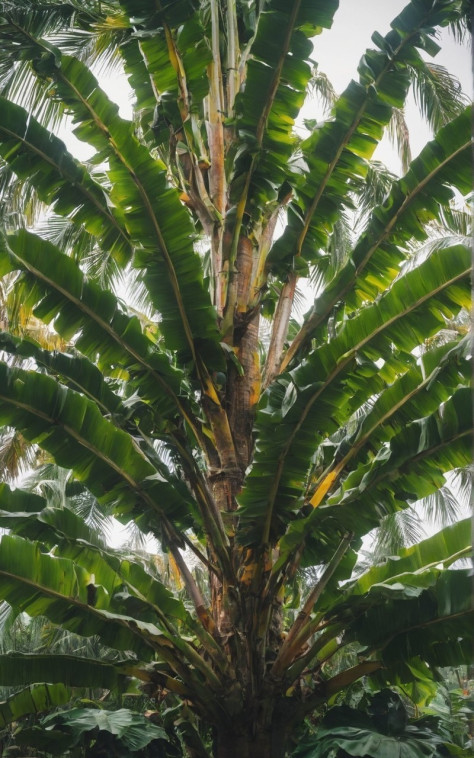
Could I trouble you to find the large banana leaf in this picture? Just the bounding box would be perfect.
[118,0,212,135]
[278,387,471,570]
[231,0,339,219]
[294,696,449,758]
[0,683,72,729]
[0,331,123,417]
[269,0,464,275]
[0,97,132,264]
[0,13,221,365]
[0,487,229,679]
[14,707,168,755]
[0,484,188,624]
[0,653,130,691]
[1,229,198,428]
[340,569,474,671]
[0,531,228,707]
[347,519,471,597]
[0,362,196,533]
[285,105,471,361]
[238,244,470,545]
[0,534,162,659]
[50,52,221,365]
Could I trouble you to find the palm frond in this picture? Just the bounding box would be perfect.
[66,487,115,545]
[418,486,466,528]
[448,2,472,44]
[355,161,398,229]
[327,212,354,270]
[0,602,17,648]
[0,1,121,135]
[0,429,39,483]
[0,161,48,230]
[369,509,426,561]
[449,466,474,505]
[307,65,337,115]
[387,107,412,173]
[410,62,469,132]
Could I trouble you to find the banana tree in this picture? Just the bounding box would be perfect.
[0,1,472,756]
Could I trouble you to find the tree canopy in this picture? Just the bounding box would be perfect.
[0,1,471,756]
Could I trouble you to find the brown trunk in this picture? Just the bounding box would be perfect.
[215,731,272,758]
[214,717,288,758]
[227,312,261,473]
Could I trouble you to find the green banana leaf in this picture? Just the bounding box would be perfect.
[0,483,189,624]
[0,533,177,661]
[278,387,471,569]
[294,693,449,758]
[0,96,132,265]
[340,569,473,671]
[0,14,221,365]
[119,0,212,138]
[238,244,470,545]
[14,707,168,754]
[269,0,463,275]
[313,517,471,616]
[0,653,130,692]
[51,51,221,364]
[0,331,123,417]
[231,0,338,218]
[2,229,196,427]
[0,682,71,729]
[291,105,471,355]
[0,362,195,532]
[348,519,472,596]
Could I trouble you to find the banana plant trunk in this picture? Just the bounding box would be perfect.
[215,718,288,758]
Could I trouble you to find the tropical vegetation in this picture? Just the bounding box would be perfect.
[0,0,472,756]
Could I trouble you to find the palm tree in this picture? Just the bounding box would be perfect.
[0,1,472,756]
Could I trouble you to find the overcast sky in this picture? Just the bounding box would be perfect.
[315,0,471,92]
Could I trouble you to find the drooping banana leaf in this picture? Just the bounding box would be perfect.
[269,0,464,276]
[119,0,212,137]
[0,653,132,693]
[284,105,471,363]
[0,13,221,366]
[0,483,189,624]
[0,683,72,729]
[15,707,168,755]
[0,533,162,659]
[231,0,339,220]
[1,229,199,430]
[0,331,123,417]
[0,97,131,265]
[0,362,196,533]
[312,518,472,615]
[278,387,471,569]
[238,244,470,545]
[47,51,221,365]
[340,568,474,671]
[0,531,228,706]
